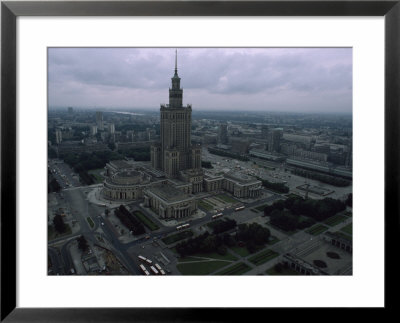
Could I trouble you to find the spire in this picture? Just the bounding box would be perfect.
[174,49,178,75]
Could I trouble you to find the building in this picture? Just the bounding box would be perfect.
[100,51,264,219]
[282,133,313,149]
[249,149,286,162]
[203,170,262,199]
[96,111,104,131]
[218,124,229,144]
[90,125,98,136]
[144,183,197,219]
[108,123,115,134]
[261,125,269,139]
[55,129,62,144]
[151,50,202,179]
[230,138,250,154]
[267,128,283,152]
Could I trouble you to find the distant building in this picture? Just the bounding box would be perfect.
[108,123,115,134]
[203,134,218,144]
[314,143,331,154]
[68,107,73,114]
[90,125,98,136]
[283,133,312,149]
[55,129,62,144]
[249,149,285,162]
[261,125,269,139]
[230,138,250,154]
[267,128,283,153]
[96,111,104,131]
[218,124,229,144]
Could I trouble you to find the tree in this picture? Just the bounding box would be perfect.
[48,178,61,193]
[77,235,89,252]
[53,214,66,233]
[108,142,116,151]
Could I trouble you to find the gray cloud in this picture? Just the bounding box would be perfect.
[48,47,352,113]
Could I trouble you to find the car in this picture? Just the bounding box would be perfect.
[101,222,104,226]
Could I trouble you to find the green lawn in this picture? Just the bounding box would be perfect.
[133,211,159,231]
[192,251,238,261]
[162,230,194,245]
[324,214,348,226]
[267,236,280,245]
[306,224,329,236]
[230,246,251,257]
[198,200,214,211]
[215,194,238,204]
[177,256,204,262]
[177,260,230,275]
[215,262,252,275]
[333,231,352,242]
[341,223,352,236]
[86,217,95,228]
[248,249,279,266]
[88,168,105,183]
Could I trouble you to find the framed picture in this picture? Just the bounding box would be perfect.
[1,1,399,321]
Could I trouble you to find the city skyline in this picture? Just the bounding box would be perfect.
[48,47,352,113]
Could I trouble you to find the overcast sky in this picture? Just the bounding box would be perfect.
[48,47,352,113]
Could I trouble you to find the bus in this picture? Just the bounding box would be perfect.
[139,264,150,276]
[235,206,245,211]
[155,263,162,271]
[138,255,147,262]
[212,213,223,219]
[159,269,166,275]
[176,223,190,231]
[150,266,159,275]
[145,258,153,265]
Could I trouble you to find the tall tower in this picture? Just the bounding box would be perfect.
[96,111,104,130]
[151,50,201,178]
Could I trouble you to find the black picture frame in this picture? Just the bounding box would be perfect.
[1,1,399,321]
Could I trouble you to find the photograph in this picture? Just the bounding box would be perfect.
[47,47,353,276]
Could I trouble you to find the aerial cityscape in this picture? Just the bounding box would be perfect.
[48,48,352,276]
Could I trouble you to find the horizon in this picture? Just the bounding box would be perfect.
[48,105,353,116]
[48,48,352,114]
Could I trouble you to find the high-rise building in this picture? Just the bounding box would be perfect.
[90,125,98,136]
[108,123,115,134]
[55,129,62,144]
[218,124,229,144]
[267,128,283,153]
[151,51,201,178]
[96,111,104,130]
[68,107,73,114]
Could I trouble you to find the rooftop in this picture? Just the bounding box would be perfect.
[147,184,191,203]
